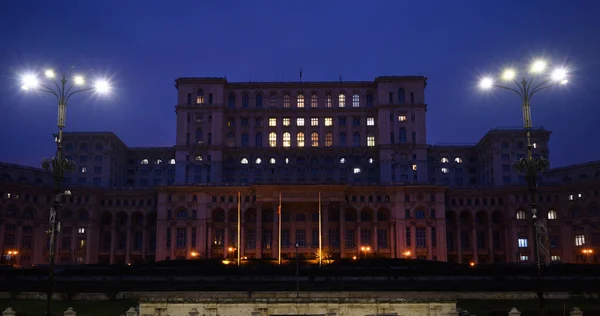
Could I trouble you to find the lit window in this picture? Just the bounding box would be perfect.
[352,94,360,107]
[533,142,537,149]
[268,132,277,147]
[518,238,528,248]
[340,158,346,164]
[454,157,463,163]
[283,118,290,126]
[141,159,149,164]
[311,94,318,108]
[353,167,361,174]
[367,117,375,126]
[367,134,375,147]
[311,117,319,126]
[326,95,332,108]
[441,168,449,174]
[575,235,585,246]
[283,94,291,108]
[325,117,333,126]
[368,158,374,164]
[81,167,87,173]
[196,89,204,104]
[169,159,176,164]
[283,132,291,147]
[269,158,276,164]
[155,159,162,164]
[338,94,345,107]
[516,211,526,219]
[297,118,305,126]
[569,194,574,200]
[297,94,305,108]
[412,164,417,171]
[241,158,249,164]
[269,118,277,127]
[325,132,333,147]
[311,132,319,147]
[78,228,85,234]
[551,255,560,261]
[578,193,583,198]
[548,210,557,220]
[520,255,529,261]
[297,132,305,147]
[195,155,203,161]
[285,158,289,164]
[398,115,406,122]
[441,157,449,163]
[255,158,262,164]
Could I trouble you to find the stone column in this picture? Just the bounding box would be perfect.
[472,226,478,263]
[456,220,462,263]
[85,226,93,264]
[186,227,192,258]
[426,226,432,260]
[322,204,329,246]
[256,206,262,258]
[125,224,132,264]
[339,208,346,257]
[109,225,116,264]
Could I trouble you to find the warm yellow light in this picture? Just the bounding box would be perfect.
[530,60,547,73]
[479,77,493,89]
[21,74,39,90]
[352,256,357,260]
[403,251,411,256]
[74,75,85,85]
[190,251,198,257]
[502,69,516,80]
[45,69,55,78]
[469,261,476,267]
[94,79,110,94]
[551,68,567,81]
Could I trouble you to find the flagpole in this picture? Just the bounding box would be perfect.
[237,191,241,266]
[318,192,322,267]
[278,192,282,265]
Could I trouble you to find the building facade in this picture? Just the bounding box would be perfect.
[0,76,599,266]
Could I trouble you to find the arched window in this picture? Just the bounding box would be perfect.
[311,132,319,147]
[177,210,188,219]
[255,132,262,147]
[269,94,276,107]
[228,93,236,108]
[283,132,291,147]
[241,158,249,164]
[325,132,333,147]
[366,93,374,107]
[311,94,318,108]
[195,155,203,161]
[169,159,176,164]
[297,132,305,147]
[141,159,149,165]
[268,132,277,147]
[398,88,405,103]
[516,210,526,219]
[242,93,249,108]
[352,94,360,107]
[547,209,557,220]
[283,94,291,108]
[338,94,346,107]
[325,94,332,107]
[256,94,263,108]
[269,157,276,164]
[297,94,305,108]
[196,89,204,104]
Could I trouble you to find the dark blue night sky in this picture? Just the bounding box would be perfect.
[1,0,598,168]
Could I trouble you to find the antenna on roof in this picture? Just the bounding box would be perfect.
[339,75,343,82]
[300,68,303,82]
[249,72,251,83]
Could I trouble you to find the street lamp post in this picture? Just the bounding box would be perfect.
[479,59,569,316]
[21,70,110,316]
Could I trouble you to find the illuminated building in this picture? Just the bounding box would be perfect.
[0,76,598,265]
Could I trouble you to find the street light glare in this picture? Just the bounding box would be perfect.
[551,68,567,81]
[45,70,55,78]
[21,74,39,90]
[561,79,568,85]
[530,60,547,73]
[94,80,111,94]
[74,75,85,85]
[502,69,516,81]
[479,77,494,89]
